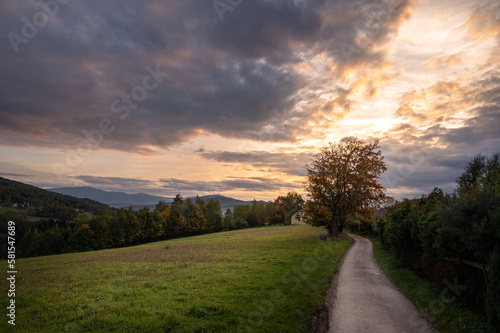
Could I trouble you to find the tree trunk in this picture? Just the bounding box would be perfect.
[338,216,345,234]
[329,219,338,237]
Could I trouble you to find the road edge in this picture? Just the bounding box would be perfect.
[366,235,440,333]
[310,233,356,333]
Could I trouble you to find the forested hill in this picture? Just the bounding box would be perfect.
[0,177,109,214]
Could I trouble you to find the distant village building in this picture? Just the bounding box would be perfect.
[10,202,30,208]
[290,208,307,225]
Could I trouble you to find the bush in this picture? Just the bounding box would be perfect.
[486,246,500,328]
[346,214,374,235]
[382,199,419,262]
[372,154,500,319]
[487,208,500,328]
[234,218,248,230]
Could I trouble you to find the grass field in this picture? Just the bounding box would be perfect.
[0,206,28,214]
[1,225,352,332]
[371,237,495,333]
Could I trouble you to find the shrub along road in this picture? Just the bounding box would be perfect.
[329,233,437,333]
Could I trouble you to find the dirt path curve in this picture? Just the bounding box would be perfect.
[329,233,437,333]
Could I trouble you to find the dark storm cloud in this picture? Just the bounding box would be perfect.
[317,0,415,76]
[0,0,415,152]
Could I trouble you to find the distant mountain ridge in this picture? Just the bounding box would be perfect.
[49,186,171,208]
[0,177,109,215]
[49,187,266,210]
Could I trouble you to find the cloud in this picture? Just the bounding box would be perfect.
[0,172,34,178]
[464,0,500,43]
[199,150,313,176]
[73,175,154,187]
[443,105,500,146]
[317,0,416,76]
[160,176,301,194]
[380,66,500,197]
[0,0,416,153]
[424,53,463,68]
[72,174,304,197]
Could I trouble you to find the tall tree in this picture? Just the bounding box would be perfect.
[233,204,251,226]
[89,210,112,249]
[273,196,286,224]
[155,200,169,213]
[110,209,127,247]
[264,201,275,225]
[205,198,223,232]
[188,204,207,234]
[439,153,500,296]
[282,192,305,211]
[223,208,234,230]
[305,137,387,236]
[166,204,187,237]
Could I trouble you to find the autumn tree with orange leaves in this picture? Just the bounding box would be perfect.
[305,137,388,236]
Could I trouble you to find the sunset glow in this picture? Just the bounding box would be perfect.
[1,0,499,201]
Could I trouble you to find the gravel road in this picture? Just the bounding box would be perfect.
[329,233,438,333]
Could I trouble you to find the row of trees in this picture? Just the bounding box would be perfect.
[344,153,500,326]
[301,137,498,326]
[16,192,305,258]
[377,154,499,324]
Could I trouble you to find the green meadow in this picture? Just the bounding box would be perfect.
[1,225,352,332]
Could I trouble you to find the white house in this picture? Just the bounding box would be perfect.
[290,208,307,225]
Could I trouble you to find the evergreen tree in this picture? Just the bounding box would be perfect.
[223,208,234,230]
[189,204,207,234]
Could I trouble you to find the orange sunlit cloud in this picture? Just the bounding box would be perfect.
[0,0,499,201]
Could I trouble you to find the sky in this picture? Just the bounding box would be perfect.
[0,0,499,201]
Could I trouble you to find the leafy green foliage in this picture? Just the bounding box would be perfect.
[272,192,304,225]
[372,237,495,333]
[305,137,387,235]
[487,208,500,328]
[371,153,500,325]
[13,191,307,260]
[487,246,500,328]
[345,214,374,235]
[439,153,500,268]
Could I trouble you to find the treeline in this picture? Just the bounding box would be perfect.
[348,153,500,326]
[0,177,109,215]
[0,206,81,226]
[16,192,305,258]
[225,191,304,229]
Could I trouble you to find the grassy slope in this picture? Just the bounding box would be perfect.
[371,237,495,333]
[1,226,352,332]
